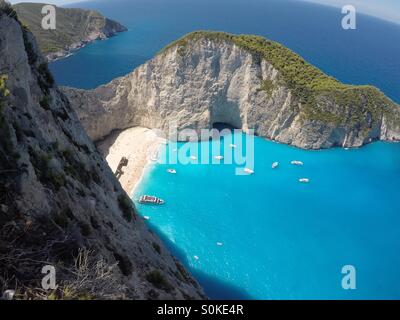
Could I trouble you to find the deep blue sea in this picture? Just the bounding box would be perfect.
[52,0,400,299]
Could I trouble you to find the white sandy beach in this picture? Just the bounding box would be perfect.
[97,127,166,196]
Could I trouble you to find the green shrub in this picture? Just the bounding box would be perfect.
[79,222,92,236]
[13,121,23,142]
[62,150,93,187]
[0,75,9,98]
[38,63,55,87]
[145,270,173,292]
[257,79,275,95]
[175,262,191,282]
[48,172,66,190]
[22,30,37,65]
[0,2,18,20]
[152,242,161,254]
[61,148,73,161]
[0,75,10,127]
[118,194,135,222]
[29,149,66,190]
[53,211,69,228]
[39,95,51,110]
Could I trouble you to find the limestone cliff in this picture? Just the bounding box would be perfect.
[64,31,400,149]
[14,2,127,61]
[0,5,204,299]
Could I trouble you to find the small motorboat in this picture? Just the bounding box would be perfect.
[194,255,199,260]
[139,195,165,205]
[272,162,279,169]
[229,144,237,149]
[167,169,177,174]
[291,160,304,166]
[244,168,254,174]
[143,216,150,220]
[299,178,310,183]
[214,155,224,160]
[190,155,198,160]
[216,242,223,247]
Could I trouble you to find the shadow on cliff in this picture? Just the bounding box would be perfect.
[149,224,254,300]
[95,129,124,158]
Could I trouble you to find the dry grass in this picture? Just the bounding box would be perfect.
[0,214,128,300]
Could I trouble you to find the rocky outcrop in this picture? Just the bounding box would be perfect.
[63,31,400,149]
[0,6,204,299]
[14,2,127,61]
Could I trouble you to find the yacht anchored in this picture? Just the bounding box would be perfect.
[244,168,254,174]
[167,169,177,174]
[272,162,279,169]
[139,195,165,205]
[299,178,310,183]
[291,160,304,166]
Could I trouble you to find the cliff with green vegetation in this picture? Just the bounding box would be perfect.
[0,3,204,300]
[14,2,127,61]
[64,31,400,149]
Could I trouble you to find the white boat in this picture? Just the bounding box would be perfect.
[216,242,223,247]
[214,155,224,160]
[244,168,254,174]
[190,155,197,160]
[229,144,237,149]
[272,162,279,169]
[194,255,199,260]
[167,169,177,174]
[139,195,165,205]
[291,160,304,166]
[299,178,310,183]
[143,216,150,220]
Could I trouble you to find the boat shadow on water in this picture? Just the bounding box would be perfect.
[149,224,254,300]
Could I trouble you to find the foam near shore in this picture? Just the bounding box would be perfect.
[97,127,165,196]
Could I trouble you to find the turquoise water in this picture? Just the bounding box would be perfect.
[134,134,400,299]
[50,0,400,299]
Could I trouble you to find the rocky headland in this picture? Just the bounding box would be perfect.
[14,2,127,61]
[63,31,400,150]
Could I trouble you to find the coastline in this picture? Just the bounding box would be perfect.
[46,29,128,62]
[46,41,87,62]
[47,36,113,62]
[97,127,165,196]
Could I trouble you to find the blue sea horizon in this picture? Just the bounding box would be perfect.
[51,0,400,299]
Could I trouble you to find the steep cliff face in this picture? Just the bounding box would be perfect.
[0,7,204,299]
[14,2,127,61]
[64,31,400,149]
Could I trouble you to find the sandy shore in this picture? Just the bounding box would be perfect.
[97,127,165,196]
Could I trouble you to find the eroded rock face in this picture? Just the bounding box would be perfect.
[63,35,400,149]
[0,11,204,300]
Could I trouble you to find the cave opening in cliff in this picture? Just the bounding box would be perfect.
[212,122,239,132]
[205,122,239,142]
